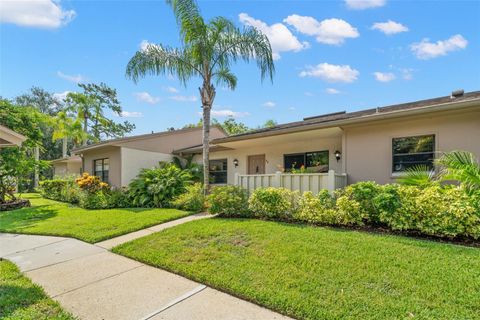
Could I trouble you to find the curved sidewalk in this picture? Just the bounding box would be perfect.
[1,231,291,320]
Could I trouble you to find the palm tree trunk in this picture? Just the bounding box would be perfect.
[62,136,68,158]
[202,104,211,195]
[200,82,216,195]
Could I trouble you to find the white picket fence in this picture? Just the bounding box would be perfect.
[235,170,347,194]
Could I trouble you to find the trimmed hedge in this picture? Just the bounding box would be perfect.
[39,179,80,203]
[208,182,480,240]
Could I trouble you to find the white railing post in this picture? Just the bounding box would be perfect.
[234,172,239,186]
[274,171,282,188]
[327,169,335,194]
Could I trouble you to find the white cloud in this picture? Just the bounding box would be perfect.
[372,20,408,35]
[57,71,85,83]
[200,109,250,118]
[0,0,75,28]
[304,92,314,97]
[326,88,341,94]
[139,40,150,51]
[345,0,386,10]
[134,92,160,104]
[239,13,309,60]
[163,86,178,93]
[170,95,197,102]
[284,16,359,45]
[120,111,143,118]
[299,63,359,83]
[53,90,71,102]
[400,68,414,80]
[373,72,396,82]
[262,101,276,108]
[410,34,468,60]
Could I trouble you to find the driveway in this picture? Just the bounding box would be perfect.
[1,233,291,320]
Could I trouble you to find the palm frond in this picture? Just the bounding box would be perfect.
[437,150,480,193]
[209,24,275,82]
[397,165,437,188]
[165,0,206,44]
[126,44,202,85]
[213,68,237,90]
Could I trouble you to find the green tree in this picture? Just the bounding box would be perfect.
[261,119,277,129]
[0,100,49,199]
[65,83,135,145]
[15,86,62,115]
[126,0,274,193]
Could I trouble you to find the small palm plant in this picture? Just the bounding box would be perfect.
[126,0,275,194]
[398,150,480,194]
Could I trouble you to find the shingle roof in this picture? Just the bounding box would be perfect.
[212,90,480,144]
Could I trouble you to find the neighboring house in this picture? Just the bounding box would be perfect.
[177,90,480,187]
[72,126,226,188]
[51,156,82,177]
[0,124,26,148]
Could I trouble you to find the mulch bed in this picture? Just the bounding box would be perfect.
[0,199,31,211]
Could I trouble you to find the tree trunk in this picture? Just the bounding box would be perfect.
[62,136,68,158]
[202,104,211,195]
[200,82,216,195]
[83,115,88,146]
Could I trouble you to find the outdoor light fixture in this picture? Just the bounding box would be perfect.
[233,159,239,167]
[334,150,341,161]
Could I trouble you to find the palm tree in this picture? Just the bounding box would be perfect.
[126,0,275,194]
[51,110,87,156]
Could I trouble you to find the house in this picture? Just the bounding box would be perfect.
[0,124,26,148]
[177,90,480,188]
[51,156,82,177]
[71,126,226,188]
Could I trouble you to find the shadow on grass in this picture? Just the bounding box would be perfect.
[0,205,58,231]
[0,284,45,319]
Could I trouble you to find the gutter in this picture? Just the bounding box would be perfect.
[212,98,480,145]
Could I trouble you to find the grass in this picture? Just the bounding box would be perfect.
[113,218,480,320]
[0,194,190,243]
[0,259,75,320]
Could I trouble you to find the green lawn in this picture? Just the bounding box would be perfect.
[0,194,190,243]
[113,218,480,320]
[0,259,75,320]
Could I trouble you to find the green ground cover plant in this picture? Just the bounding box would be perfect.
[0,194,190,243]
[0,259,75,320]
[113,218,480,320]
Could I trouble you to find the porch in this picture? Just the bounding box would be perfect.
[235,170,347,194]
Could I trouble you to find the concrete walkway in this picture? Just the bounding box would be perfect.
[96,212,212,249]
[1,233,291,320]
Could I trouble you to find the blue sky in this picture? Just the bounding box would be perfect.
[1,0,479,135]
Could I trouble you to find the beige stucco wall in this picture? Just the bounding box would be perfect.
[198,128,344,185]
[53,161,82,177]
[81,146,122,187]
[343,107,480,184]
[120,147,173,186]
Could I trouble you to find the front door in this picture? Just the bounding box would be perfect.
[248,154,266,174]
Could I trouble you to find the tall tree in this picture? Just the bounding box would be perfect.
[15,86,62,115]
[126,0,274,193]
[65,83,135,145]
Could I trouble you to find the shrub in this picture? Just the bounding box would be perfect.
[75,173,110,193]
[206,185,249,217]
[295,191,336,224]
[78,190,110,209]
[248,187,299,220]
[107,188,131,208]
[415,186,480,238]
[336,181,382,223]
[128,163,192,207]
[171,183,205,212]
[39,178,80,203]
[335,195,364,225]
[376,185,421,231]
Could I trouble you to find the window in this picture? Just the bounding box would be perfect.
[209,159,227,184]
[392,135,435,172]
[284,150,329,172]
[93,158,109,182]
